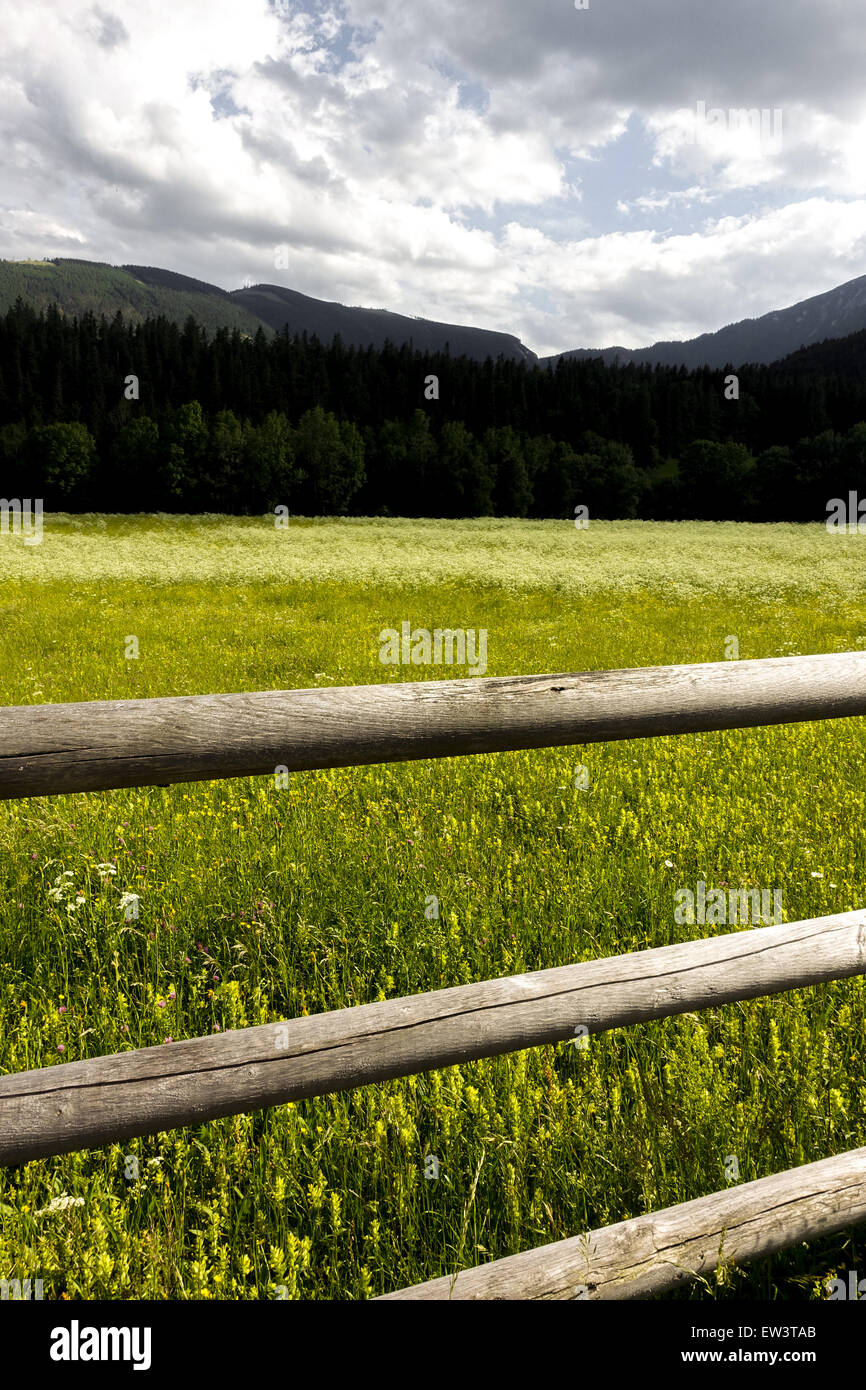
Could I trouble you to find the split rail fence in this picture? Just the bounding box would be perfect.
[1,651,866,1299]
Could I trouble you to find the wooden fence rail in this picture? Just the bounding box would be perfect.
[1,909,864,1166]
[2,652,866,1296]
[1,650,865,800]
[380,1145,866,1300]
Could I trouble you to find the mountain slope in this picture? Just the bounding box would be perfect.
[0,259,536,363]
[7,256,866,373]
[0,259,271,338]
[774,324,866,377]
[230,282,536,363]
[544,272,866,370]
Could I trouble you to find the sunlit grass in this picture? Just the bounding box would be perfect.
[2,513,866,600]
[0,516,864,1300]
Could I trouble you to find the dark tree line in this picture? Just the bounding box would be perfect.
[0,299,864,519]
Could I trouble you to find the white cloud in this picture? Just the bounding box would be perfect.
[0,0,864,356]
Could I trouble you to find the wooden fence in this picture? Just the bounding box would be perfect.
[2,650,865,800]
[380,1145,866,1300]
[2,650,866,1298]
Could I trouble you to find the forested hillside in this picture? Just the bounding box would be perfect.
[0,259,534,363]
[0,260,271,338]
[1,299,864,519]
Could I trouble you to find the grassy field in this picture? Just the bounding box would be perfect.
[1,515,865,1300]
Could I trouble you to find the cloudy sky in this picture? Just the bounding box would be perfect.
[2,0,866,357]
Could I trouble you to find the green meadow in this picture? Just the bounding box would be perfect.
[1,516,865,1300]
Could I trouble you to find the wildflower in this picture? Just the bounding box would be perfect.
[664,859,674,868]
[164,1037,173,1044]
[57,1044,65,1053]
[36,1195,84,1216]
[58,1005,67,1015]
[810,871,824,879]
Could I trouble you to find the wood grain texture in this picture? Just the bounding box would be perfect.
[379,1146,866,1299]
[2,910,864,1165]
[1,650,865,799]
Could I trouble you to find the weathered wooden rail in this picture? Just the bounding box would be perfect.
[380,1145,866,1300]
[2,909,863,1166]
[1,650,865,799]
[1,651,865,1297]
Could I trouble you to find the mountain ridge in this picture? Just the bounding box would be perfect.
[3,256,866,372]
[0,259,535,365]
[228,280,535,363]
[542,272,866,369]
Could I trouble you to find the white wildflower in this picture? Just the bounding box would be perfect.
[36,1194,85,1216]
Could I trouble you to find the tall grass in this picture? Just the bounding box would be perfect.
[1,517,864,1299]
